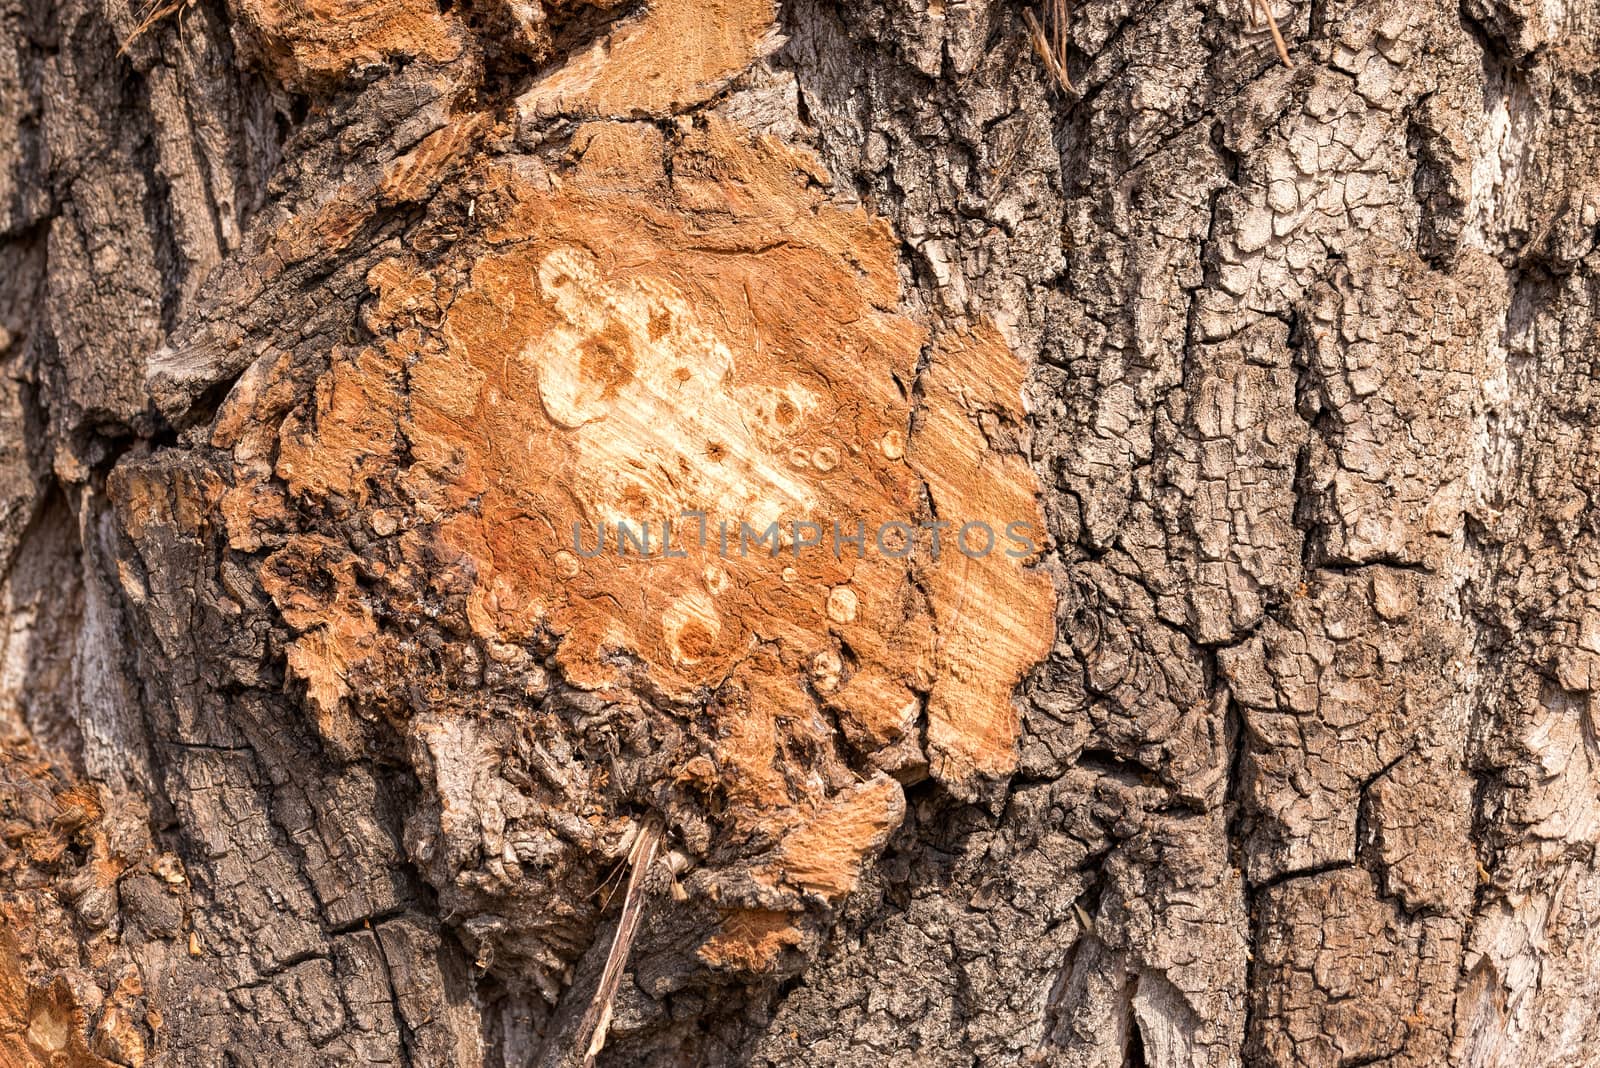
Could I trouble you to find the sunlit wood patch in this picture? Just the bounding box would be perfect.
[230,111,1054,969]
[229,0,465,89]
[516,0,782,120]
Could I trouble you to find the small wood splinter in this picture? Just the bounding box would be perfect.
[1024,0,1076,95]
[578,817,663,1068]
[1252,0,1295,68]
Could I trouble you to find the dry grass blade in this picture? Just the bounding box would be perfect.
[579,817,662,1068]
[1024,1,1076,95]
[1252,0,1294,67]
[587,851,631,908]
[120,0,189,54]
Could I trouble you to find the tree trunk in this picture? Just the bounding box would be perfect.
[2,0,1597,1064]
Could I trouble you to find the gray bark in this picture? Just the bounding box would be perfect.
[2,0,1598,1065]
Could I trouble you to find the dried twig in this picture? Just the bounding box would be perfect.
[578,817,662,1068]
[1023,0,1075,95]
[1252,0,1294,68]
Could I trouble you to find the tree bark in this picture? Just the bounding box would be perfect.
[2,0,1598,1065]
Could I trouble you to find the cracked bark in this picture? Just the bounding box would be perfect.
[3,0,1600,1065]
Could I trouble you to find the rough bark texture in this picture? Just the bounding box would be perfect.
[2,0,1599,1065]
